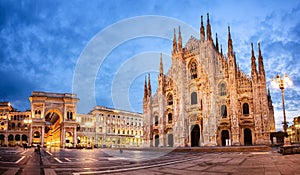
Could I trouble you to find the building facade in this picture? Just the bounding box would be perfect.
[143,14,275,147]
[0,92,143,148]
[287,116,300,143]
[77,106,143,148]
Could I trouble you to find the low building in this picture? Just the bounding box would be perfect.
[0,102,31,146]
[0,92,143,148]
[89,106,143,148]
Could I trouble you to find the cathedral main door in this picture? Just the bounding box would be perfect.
[154,135,159,147]
[244,128,252,145]
[191,125,200,147]
[221,130,229,146]
[168,134,173,147]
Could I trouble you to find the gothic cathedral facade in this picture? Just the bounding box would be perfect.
[143,14,275,147]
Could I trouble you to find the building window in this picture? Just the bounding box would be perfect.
[67,111,73,120]
[243,103,249,115]
[154,116,158,126]
[190,61,197,79]
[221,105,227,118]
[33,131,40,138]
[191,92,198,105]
[168,113,172,124]
[167,94,173,105]
[220,83,226,96]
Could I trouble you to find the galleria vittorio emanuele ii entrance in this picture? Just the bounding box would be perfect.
[29,92,79,148]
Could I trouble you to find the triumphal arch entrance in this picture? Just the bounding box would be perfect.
[29,92,79,148]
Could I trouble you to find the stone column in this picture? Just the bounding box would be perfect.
[4,133,8,146]
[41,126,45,146]
[61,124,65,148]
[29,125,33,146]
[73,127,77,148]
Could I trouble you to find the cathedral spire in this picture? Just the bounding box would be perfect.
[251,43,258,78]
[148,74,151,97]
[258,43,265,76]
[206,13,212,41]
[178,26,182,51]
[228,26,233,56]
[173,28,177,52]
[215,33,219,52]
[200,15,205,41]
[144,76,148,99]
[159,53,164,76]
[220,44,223,56]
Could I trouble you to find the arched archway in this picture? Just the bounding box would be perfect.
[154,135,159,147]
[22,134,28,143]
[191,125,200,147]
[0,134,5,146]
[44,110,63,147]
[244,128,252,146]
[15,134,20,145]
[221,130,229,146]
[8,134,14,146]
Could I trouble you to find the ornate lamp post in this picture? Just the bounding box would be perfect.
[271,73,293,135]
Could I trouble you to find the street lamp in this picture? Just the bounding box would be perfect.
[271,73,293,135]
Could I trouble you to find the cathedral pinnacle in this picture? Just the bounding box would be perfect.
[251,43,258,78]
[178,26,182,50]
[220,44,223,56]
[144,75,148,99]
[148,74,151,97]
[159,53,164,76]
[258,43,265,76]
[228,26,233,56]
[206,13,212,41]
[215,33,219,51]
[173,28,177,52]
[200,15,205,41]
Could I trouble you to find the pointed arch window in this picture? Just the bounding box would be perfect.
[242,103,249,115]
[190,61,198,79]
[167,94,173,105]
[220,83,226,96]
[191,92,198,105]
[168,113,173,124]
[221,105,227,118]
[154,116,158,126]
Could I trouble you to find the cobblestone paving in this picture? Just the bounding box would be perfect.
[1,147,300,175]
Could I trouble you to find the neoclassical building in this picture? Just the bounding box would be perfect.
[143,14,275,147]
[0,92,143,148]
[77,106,143,148]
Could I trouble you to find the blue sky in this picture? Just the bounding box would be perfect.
[1,0,300,131]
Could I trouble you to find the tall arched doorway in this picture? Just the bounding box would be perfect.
[221,130,229,146]
[191,125,200,147]
[168,134,174,147]
[0,134,4,146]
[22,134,28,144]
[154,135,159,147]
[44,111,62,147]
[244,128,252,146]
[8,134,14,146]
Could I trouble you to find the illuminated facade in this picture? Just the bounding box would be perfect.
[287,116,300,143]
[143,14,275,147]
[76,107,143,148]
[0,92,142,148]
